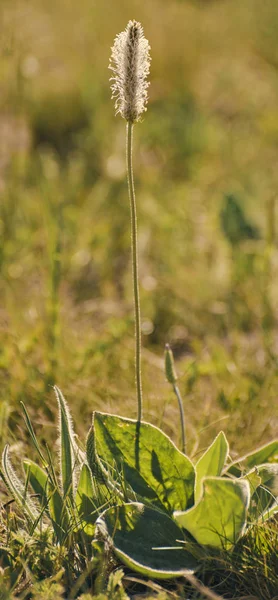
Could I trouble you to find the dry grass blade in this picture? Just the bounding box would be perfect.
[183,572,224,600]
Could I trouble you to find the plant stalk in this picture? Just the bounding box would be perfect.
[126,120,143,422]
[174,383,186,454]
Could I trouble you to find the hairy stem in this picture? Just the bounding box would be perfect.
[174,384,186,453]
[126,120,143,422]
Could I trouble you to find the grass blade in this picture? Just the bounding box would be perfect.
[20,401,47,467]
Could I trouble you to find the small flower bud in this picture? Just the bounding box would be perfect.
[109,20,151,123]
[165,343,178,385]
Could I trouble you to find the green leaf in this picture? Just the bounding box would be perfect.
[175,476,250,548]
[244,441,278,468]
[258,463,278,494]
[55,386,81,503]
[86,425,115,511]
[23,459,48,507]
[227,440,278,476]
[47,480,70,542]
[106,568,129,600]
[75,463,97,535]
[257,498,278,524]
[195,432,229,503]
[86,425,106,483]
[94,412,195,512]
[250,464,278,516]
[24,457,71,541]
[96,502,197,579]
[0,445,39,524]
[241,468,261,496]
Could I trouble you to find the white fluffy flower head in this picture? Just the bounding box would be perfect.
[109,20,151,123]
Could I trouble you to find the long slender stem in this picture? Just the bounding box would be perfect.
[173,383,186,454]
[126,120,143,422]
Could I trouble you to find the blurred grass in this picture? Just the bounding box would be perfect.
[0,0,278,457]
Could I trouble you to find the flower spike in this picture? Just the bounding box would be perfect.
[109,20,151,123]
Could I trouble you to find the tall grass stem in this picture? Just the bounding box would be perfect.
[126,120,143,422]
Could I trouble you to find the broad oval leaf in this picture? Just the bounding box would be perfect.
[175,477,250,548]
[96,502,198,579]
[94,412,195,512]
[195,431,229,503]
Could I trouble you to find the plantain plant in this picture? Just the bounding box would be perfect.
[1,18,278,599]
[90,412,278,579]
[1,392,277,587]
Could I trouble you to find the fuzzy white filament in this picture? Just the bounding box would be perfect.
[109,20,151,123]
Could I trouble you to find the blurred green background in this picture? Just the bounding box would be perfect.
[0,0,278,457]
